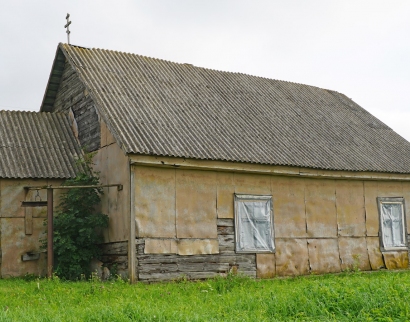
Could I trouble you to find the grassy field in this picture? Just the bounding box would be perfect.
[0,271,409,321]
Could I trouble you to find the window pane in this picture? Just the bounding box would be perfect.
[236,196,274,252]
[381,203,404,247]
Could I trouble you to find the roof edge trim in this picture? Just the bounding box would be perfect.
[40,43,67,112]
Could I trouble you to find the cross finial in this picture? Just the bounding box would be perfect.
[64,13,71,44]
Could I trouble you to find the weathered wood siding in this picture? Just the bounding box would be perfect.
[53,60,100,152]
[136,218,256,282]
[100,241,128,278]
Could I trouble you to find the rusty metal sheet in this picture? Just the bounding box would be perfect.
[271,176,306,238]
[176,170,217,239]
[256,253,276,278]
[366,237,385,270]
[364,181,379,237]
[216,172,235,219]
[134,166,176,238]
[335,180,366,236]
[0,218,47,277]
[382,251,409,269]
[275,238,309,276]
[305,179,337,238]
[144,238,177,254]
[400,182,410,233]
[234,173,271,195]
[177,239,219,255]
[338,237,370,271]
[307,238,341,274]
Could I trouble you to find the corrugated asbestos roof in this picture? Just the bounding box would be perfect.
[44,43,410,173]
[0,110,85,178]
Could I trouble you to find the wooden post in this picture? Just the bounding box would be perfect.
[47,188,54,278]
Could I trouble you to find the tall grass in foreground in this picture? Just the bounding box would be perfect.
[0,271,409,321]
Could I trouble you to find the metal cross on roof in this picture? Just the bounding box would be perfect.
[64,13,71,44]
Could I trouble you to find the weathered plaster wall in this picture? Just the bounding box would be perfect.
[132,165,409,281]
[92,120,130,243]
[0,179,64,277]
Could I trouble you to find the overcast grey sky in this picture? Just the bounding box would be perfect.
[1,1,409,140]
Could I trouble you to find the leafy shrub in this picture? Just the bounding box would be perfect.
[43,154,108,280]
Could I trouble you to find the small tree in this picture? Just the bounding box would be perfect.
[47,154,108,280]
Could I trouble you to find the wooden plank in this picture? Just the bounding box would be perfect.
[217,218,234,227]
[217,226,234,235]
[21,201,48,207]
[138,263,179,273]
[177,263,230,273]
[218,235,235,252]
[100,242,128,255]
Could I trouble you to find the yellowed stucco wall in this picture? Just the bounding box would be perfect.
[132,164,409,277]
[92,121,130,243]
[0,178,64,277]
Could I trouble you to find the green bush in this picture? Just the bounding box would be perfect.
[43,154,108,280]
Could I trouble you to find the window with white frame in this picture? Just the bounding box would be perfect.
[234,194,275,253]
[377,197,407,251]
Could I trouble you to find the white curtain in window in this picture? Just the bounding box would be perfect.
[381,203,404,247]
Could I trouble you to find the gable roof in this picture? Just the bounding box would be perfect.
[0,110,85,178]
[41,43,410,174]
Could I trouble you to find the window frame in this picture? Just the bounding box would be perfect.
[234,194,275,254]
[377,197,408,252]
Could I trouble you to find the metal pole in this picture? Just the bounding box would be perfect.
[47,188,54,278]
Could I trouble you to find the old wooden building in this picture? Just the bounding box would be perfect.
[37,43,410,282]
[0,110,84,277]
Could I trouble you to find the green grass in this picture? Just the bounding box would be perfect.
[0,271,410,321]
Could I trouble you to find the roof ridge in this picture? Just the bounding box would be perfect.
[61,43,337,93]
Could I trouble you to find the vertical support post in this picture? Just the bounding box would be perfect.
[47,188,54,278]
[129,163,136,283]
